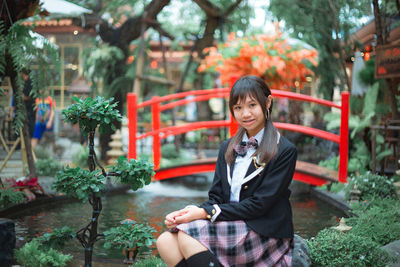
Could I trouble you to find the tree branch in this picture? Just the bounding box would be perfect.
[147,19,175,40]
[328,0,350,90]
[223,0,243,17]
[193,0,220,17]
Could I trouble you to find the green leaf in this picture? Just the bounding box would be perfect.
[362,82,379,117]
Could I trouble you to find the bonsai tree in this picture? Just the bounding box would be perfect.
[52,96,155,266]
[104,220,156,264]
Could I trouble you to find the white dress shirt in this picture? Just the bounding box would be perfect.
[230,129,280,202]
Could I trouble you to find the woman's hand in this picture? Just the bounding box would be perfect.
[173,206,207,224]
[164,209,188,229]
[164,207,208,228]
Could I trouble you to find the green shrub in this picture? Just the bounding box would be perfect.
[103,222,156,251]
[348,198,400,246]
[0,188,24,209]
[345,172,397,200]
[109,157,154,191]
[134,256,167,267]
[15,239,72,267]
[35,158,63,176]
[53,167,106,202]
[36,226,76,250]
[319,182,345,194]
[161,143,179,159]
[318,156,339,171]
[34,146,50,159]
[392,174,400,182]
[307,228,393,267]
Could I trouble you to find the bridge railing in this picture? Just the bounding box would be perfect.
[127,88,349,183]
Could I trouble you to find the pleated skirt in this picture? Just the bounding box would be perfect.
[175,219,293,267]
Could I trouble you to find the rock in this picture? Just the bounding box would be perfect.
[292,234,311,267]
[382,240,400,267]
[0,218,16,267]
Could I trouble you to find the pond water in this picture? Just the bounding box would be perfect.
[11,175,344,260]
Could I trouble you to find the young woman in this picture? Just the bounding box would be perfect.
[157,75,297,267]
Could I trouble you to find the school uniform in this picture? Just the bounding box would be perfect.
[176,129,297,266]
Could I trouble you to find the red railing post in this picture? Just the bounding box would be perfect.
[127,93,137,160]
[339,91,349,183]
[229,75,240,137]
[229,116,238,137]
[151,96,161,169]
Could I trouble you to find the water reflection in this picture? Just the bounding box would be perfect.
[12,177,344,259]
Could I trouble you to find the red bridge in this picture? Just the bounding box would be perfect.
[127,86,349,186]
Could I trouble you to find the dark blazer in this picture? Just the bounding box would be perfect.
[200,135,297,238]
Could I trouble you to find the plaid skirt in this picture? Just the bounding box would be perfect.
[176,219,293,267]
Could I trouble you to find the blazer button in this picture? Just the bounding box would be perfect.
[243,185,248,190]
[212,209,216,215]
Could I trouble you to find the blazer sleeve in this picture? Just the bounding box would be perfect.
[210,144,297,221]
[199,140,228,207]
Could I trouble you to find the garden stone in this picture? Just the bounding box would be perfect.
[382,240,400,267]
[0,218,16,267]
[292,234,311,267]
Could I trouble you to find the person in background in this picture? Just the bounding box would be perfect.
[157,75,297,267]
[31,92,56,153]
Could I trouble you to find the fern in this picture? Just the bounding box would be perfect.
[1,21,60,134]
[15,239,72,267]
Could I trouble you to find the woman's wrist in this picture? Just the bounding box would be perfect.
[199,208,209,220]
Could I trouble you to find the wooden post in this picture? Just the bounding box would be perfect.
[0,138,20,172]
[19,128,28,176]
[0,132,9,153]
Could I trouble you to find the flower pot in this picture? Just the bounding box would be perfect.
[123,246,138,264]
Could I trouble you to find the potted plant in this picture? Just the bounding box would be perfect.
[52,96,155,266]
[104,220,156,264]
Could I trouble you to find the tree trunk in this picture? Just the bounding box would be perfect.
[83,130,102,267]
[5,53,37,177]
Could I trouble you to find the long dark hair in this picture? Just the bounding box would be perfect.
[225,75,278,166]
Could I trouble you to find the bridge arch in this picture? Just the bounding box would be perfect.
[127,86,349,186]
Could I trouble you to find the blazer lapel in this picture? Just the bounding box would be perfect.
[244,160,256,177]
[242,158,264,184]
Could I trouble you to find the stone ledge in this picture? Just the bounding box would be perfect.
[0,184,131,218]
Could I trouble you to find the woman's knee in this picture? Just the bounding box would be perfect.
[157,231,177,251]
[177,231,207,256]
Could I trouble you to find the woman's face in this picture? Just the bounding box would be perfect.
[233,94,271,137]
